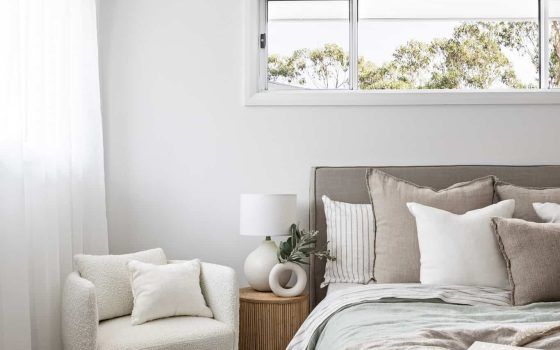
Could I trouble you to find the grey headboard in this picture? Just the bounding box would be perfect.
[309,165,560,308]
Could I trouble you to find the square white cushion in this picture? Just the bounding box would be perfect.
[407,200,515,289]
[74,248,167,320]
[128,259,213,325]
[322,196,375,286]
[533,202,560,223]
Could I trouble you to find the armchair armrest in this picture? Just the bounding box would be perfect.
[200,262,239,350]
[62,272,98,350]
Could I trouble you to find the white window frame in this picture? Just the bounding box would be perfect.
[244,0,560,106]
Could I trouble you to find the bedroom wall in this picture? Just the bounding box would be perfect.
[98,0,560,282]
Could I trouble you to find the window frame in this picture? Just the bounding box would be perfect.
[244,0,560,105]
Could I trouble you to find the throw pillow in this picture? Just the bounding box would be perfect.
[366,169,495,283]
[407,200,514,288]
[128,259,213,325]
[533,202,560,223]
[495,182,560,222]
[322,196,375,286]
[491,217,560,305]
[74,248,167,320]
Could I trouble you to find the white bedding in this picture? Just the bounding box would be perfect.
[289,283,513,350]
[326,283,372,295]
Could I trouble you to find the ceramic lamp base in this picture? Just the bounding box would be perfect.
[244,238,290,291]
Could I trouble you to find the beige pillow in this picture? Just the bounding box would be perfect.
[128,259,212,325]
[491,217,560,305]
[74,248,167,320]
[366,169,495,283]
[495,182,560,222]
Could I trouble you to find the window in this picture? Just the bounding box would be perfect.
[267,1,350,89]
[548,0,560,88]
[259,0,560,92]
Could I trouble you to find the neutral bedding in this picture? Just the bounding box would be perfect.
[288,284,560,350]
[307,166,560,350]
[326,283,373,295]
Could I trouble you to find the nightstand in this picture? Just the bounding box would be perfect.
[239,287,309,350]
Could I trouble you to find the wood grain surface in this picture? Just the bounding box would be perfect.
[239,287,309,350]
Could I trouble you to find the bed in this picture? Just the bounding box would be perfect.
[290,166,560,350]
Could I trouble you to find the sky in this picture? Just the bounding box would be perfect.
[266,0,560,89]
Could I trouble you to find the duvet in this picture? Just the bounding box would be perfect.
[287,284,560,350]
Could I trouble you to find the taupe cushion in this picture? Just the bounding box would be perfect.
[495,182,560,222]
[366,169,495,283]
[74,248,168,321]
[491,217,560,306]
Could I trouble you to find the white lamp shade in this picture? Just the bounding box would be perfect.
[240,194,297,237]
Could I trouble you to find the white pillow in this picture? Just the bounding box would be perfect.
[74,248,168,321]
[533,202,560,223]
[407,199,515,289]
[128,259,213,325]
[322,196,375,286]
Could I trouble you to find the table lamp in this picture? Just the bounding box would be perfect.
[240,194,297,291]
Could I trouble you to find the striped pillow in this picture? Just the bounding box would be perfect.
[321,196,375,287]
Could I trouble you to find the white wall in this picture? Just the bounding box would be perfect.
[98,0,560,282]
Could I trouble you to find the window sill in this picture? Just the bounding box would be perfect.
[245,89,560,106]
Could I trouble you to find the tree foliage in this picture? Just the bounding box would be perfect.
[268,49,306,86]
[551,21,560,87]
[269,44,350,88]
[268,21,560,89]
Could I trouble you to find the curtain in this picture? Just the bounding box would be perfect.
[0,0,108,349]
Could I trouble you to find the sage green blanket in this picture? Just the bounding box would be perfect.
[316,300,560,350]
[287,284,560,350]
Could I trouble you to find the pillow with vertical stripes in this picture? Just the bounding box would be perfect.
[321,196,375,287]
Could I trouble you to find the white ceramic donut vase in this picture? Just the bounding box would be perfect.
[269,262,307,297]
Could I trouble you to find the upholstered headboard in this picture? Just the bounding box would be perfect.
[309,165,560,308]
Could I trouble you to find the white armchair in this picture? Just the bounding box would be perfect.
[62,261,239,350]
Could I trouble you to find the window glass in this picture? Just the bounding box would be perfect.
[358,0,539,89]
[549,0,560,88]
[267,1,350,90]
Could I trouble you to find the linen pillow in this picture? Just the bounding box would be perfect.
[491,217,560,305]
[407,200,514,288]
[74,248,167,320]
[366,169,495,283]
[322,196,375,286]
[495,182,560,222]
[127,259,213,325]
[533,202,560,223]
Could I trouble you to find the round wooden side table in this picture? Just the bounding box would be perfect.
[239,287,309,350]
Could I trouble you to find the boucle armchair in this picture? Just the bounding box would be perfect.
[62,261,239,350]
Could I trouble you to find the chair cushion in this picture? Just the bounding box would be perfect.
[97,315,234,350]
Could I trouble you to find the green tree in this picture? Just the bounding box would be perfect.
[481,21,539,70]
[550,21,560,87]
[479,20,560,87]
[267,44,350,89]
[425,23,521,89]
[268,49,307,86]
[358,23,521,90]
[307,44,350,89]
[268,21,560,90]
[358,59,413,90]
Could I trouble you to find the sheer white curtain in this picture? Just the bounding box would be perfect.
[0,0,108,349]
